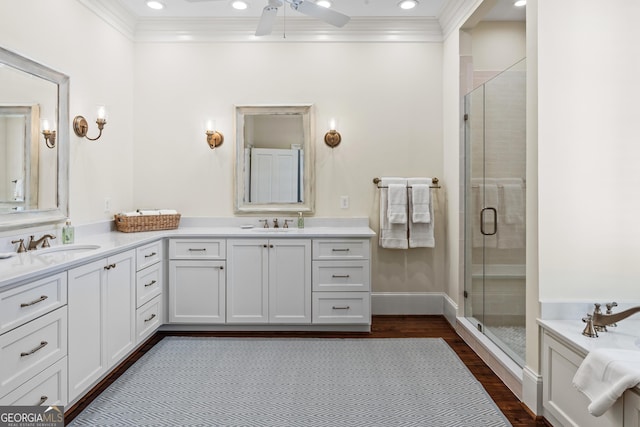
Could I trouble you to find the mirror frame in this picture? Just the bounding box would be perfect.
[234,104,315,215]
[0,46,69,231]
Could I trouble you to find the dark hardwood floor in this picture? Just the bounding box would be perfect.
[65,315,550,426]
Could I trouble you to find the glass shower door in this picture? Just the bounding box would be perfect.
[464,59,526,367]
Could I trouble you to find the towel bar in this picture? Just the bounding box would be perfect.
[373,177,440,189]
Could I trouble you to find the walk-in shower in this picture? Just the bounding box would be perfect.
[463,58,526,367]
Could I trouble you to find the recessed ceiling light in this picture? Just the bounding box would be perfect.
[514,0,526,6]
[146,1,164,10]
[232,1,248,10]
[398,0,418,10]
[316,0,332,8]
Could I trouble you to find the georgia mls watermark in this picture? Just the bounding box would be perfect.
[0,406,64,427]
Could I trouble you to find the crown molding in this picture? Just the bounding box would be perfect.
[134,17,443,43]
[438,0,482,39]
[77,0,481,43]
[76,0,137,40]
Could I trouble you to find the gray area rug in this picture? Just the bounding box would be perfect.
[68,337,512,426]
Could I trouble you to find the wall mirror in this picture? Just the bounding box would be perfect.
[0,46,69,231]
[235,104,314,214]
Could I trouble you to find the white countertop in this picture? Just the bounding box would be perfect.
[0,218,376,291]
[539,318,640,356]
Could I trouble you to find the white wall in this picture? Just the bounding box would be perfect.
[133,41,444,294]
[0,0,135,226]
[538,1,640,301]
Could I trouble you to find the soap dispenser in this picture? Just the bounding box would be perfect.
[297,212,304,229]
[62,219,75,244]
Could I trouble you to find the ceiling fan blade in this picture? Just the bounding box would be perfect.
[255,6,279,36]
[292,1,350,28]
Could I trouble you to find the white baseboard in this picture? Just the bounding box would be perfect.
[371,292,445,315]
[522,365,543,416]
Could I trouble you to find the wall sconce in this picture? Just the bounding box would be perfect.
[206,120,224,149]
[324,118,341,148]
[73,105,107,141]
[41,119,56,149]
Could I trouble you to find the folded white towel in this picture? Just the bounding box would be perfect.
[411,182,431,224]
[122,211,141,217]
[138,210,161,215]
[379,178,408,249]
[387,183,407,224]
[407,178,434,248]
[159,209,178,215]
[573,348,640,416]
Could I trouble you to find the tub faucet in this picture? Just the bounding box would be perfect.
[27,234,56,250]
[583,303,640,337]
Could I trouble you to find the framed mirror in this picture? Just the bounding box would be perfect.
[235,104,314,214]
[0,46,69,231]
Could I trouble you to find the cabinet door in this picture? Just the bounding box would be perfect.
[105,250,136,368]
[269,239,311,323]
[68,258,106,402]
[169,260,226,323]
[227,239,268,323]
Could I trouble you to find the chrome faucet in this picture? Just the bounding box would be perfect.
[259,219,269,228]
[27,234,56,250]
[582,302,640,337]
[273,218,279,228]
[11,239,26,253]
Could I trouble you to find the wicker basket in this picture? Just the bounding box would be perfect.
[114,213,181,233]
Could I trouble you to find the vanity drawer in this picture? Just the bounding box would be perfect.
[0,357,67,406]
[169,239,226,260]
[0,273,67,335]
[312,240,370,260]
[136,240,163,271]
[312,261,370,292]
[136,263,163,308]
[0,307,67,398]
[312,292,370,324]
[136,295,162,343]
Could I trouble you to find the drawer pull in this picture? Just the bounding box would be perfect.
[20,341,48,357]
[144,313,156,323]
[331,248,350,252]
[104,263,116,270]
[332,274,351,278]
[20,295,48,308]
[144,280,157,287]
[188,248,207,252]
[38,396,48,406]
[332,306,350,310]
[144,252,157,258]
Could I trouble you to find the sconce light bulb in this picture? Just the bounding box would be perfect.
[329,118,336,130]
[97,105,107,120]
[41,119,50,131]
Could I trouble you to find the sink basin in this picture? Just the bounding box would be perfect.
[34,244,101,254]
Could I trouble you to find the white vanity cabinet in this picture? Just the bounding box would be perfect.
[226,238,312,324]
[0,273,68,406]
[311,239,371,324]
[168,239,226,323]
[67,249,135,402]
[542,330,624,427]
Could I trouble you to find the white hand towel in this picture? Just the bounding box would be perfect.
[379,177,408,249]
[407,178,434,248]
[159,209,178,215]
[573,348,640,416]
[387,183,407,224]
[411,182,431,224]
[122,211,141,217]
[501,183,524,225]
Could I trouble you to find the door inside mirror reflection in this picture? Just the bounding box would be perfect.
[244,114,304,204]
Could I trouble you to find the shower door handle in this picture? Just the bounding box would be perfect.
[480,207,497,236]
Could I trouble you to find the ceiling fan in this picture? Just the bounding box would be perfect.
[185,0,351,36]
